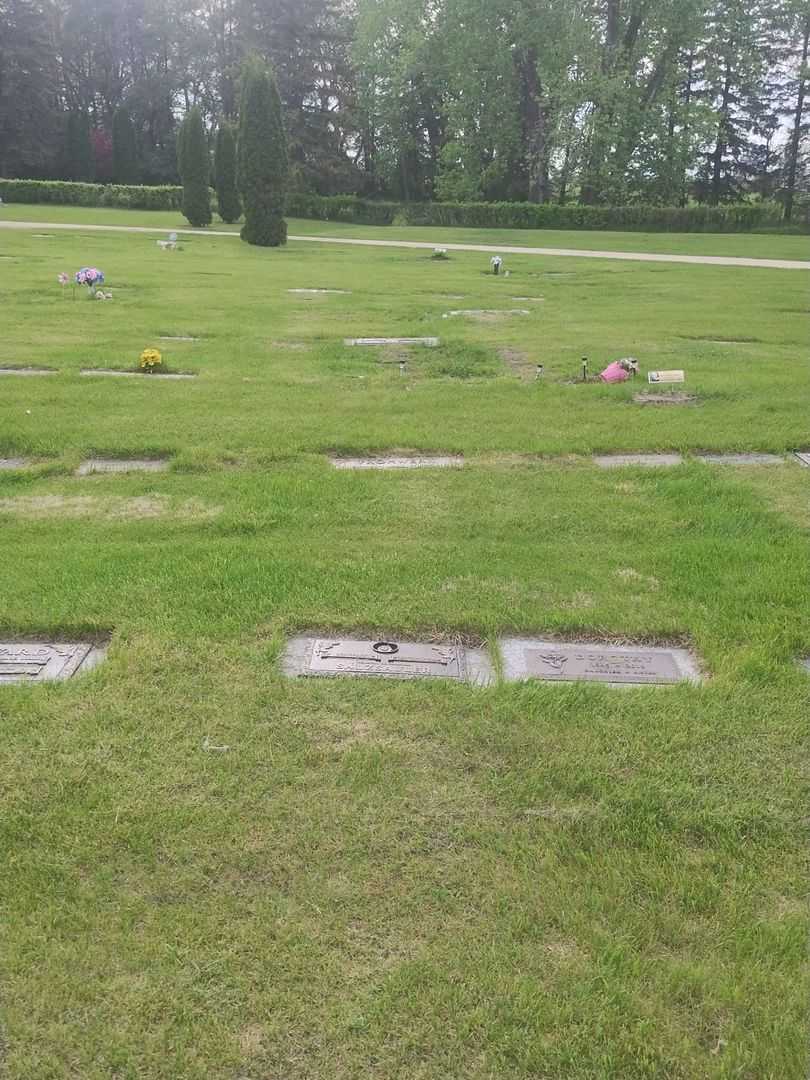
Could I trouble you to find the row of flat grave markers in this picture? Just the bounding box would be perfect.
[2,453,807,472]
[4,637,808,687]
[283,636,703,687]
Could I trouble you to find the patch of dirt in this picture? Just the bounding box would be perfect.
[634,392,697,405]
[498,347,534,379]
[0,495,220,521]
[238,1024,265,1056]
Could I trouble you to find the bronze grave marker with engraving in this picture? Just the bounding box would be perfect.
[501,638,699,686]
[0,642,103,684]
[309,639,465,680]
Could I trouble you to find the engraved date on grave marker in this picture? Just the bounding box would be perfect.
[308,639,465,680]
[0,642,98,683]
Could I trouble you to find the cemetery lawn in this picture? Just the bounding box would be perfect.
[1,224,809,1079]
[2,200,810,260]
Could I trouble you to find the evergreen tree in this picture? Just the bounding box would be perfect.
[178,106,212,227]
[111,106,139,183]
[64,110,94,180]
[214,121,241,222]
[237,56,288,246]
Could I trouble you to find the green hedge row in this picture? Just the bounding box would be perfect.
[287,193,792,233]
[0,178,185,210]
[1,178,800,232]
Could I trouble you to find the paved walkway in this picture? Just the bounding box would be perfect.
[1,218,808,270]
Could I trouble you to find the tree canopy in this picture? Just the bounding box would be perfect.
[0,0,808,211]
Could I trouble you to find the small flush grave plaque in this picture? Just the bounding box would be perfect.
[501,638,699,686]
[0,642,102,684]
[345,337,439,347]
[648,370,685,384]
[593,453,683,468]
[284,637,493,684]
[76,458,169,475]
[310,639,464,679]
[794,452,810,467]
[330,454,463,470]
[696,453,783,466]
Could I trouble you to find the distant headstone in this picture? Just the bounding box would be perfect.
[500,638,700,686]
[76,458,170,475]
[696,453,784,466]
[330,455,463,470]
[648,370,685,384]
[593,453,683,468]
[345,337,439,347]
[0,642,105,683]
[284,636,492,684]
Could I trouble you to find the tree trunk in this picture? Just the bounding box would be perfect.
[710,61,733,205]
[785,12,810,222]
[515,45,550,204]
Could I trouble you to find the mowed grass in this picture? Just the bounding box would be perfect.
[1,218,809,1079]
[2,200,810,259]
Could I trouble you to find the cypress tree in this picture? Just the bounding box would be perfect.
[111,107,139,183]
[237,57,288,246]
[214,122,242,223]
[178,106,213,227]
[65,111,94,181]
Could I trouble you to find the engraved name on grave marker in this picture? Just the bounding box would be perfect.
[0,642,101,683]
[309,639,465,680]
[501,638,698,686]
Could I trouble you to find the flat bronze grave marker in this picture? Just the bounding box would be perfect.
[80,369,196,380]
[442,309,530,318]
[330,455,463,470]
[158,336,199,342]
[696,453,784,466]
[594,453,683,468]
[345,337,439,347]
[0,366,57,376]
[0,458,29,470]
[794,452,810,467]
[287,288,350,295]
[284,636,493,684]
[76,458,170,475]
[0,642,104,684]
[501,638,699,686]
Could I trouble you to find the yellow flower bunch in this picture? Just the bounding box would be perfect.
[140,348,162,371]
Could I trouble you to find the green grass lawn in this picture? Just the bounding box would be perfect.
[2,199,810,259]
[1,217,809,1079]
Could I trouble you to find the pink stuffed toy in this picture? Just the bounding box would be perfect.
[600,361,629,383]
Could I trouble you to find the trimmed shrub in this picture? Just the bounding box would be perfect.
[178,107,212,227]
[0,179,801,234]
[0,178,185,209]
[285,194,792,233]
[111,108,139,184]
[214,123,241,223]
[237,56,288,246]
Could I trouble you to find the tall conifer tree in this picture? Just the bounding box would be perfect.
[237,56,288,246]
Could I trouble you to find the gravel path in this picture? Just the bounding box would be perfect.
[2,218,808,270]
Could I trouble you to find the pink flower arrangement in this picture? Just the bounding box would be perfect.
[75,267,105,288]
